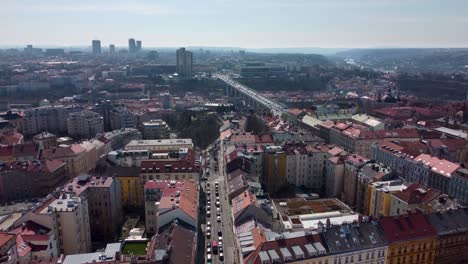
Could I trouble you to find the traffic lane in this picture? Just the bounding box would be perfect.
[218,177,234,264]
[207,173,222,263]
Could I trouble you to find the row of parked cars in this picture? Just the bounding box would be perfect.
[206,181,224,263]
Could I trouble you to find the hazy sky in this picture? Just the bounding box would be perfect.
[1,0,468,48]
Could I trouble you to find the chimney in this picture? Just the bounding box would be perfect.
[326,218,331,228]
[358,214,363,224]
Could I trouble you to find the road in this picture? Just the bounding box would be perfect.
[202,142,235,264]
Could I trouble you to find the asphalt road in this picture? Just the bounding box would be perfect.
[202,144,235,264]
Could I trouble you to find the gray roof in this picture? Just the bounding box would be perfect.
[323,221,388,254]
[425,208,468,236]
[62,243,121,264]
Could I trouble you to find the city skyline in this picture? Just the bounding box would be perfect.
[2,0,468,48]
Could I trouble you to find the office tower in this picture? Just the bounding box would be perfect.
[176,47,193,78]
[128,38,136,53]
[136,40,142,51]
[109,44,115,54]
[92,40,101,54]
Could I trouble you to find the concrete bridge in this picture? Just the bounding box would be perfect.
[214,74,287,116]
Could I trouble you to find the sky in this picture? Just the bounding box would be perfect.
[1,0,468,48]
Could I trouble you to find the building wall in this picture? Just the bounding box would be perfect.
[330,246,387,264]
[448,172,468,203]
[368,187,394,217]
[342,162,360,208]
[117,175,144,208]
[325,160,345,197]
[263,151,287,194]
[386,238,436,264]
[0,170,32,202]
[52,198,91,255]
[434,231,468,264]
[84,180,122,242]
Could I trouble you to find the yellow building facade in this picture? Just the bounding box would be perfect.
[118,175,144,208]
[386,238,436,264]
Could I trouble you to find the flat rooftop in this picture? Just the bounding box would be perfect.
[273,198,353,216]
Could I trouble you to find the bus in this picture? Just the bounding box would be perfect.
[211,240,218,254]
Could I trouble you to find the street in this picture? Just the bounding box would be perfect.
[201,142,235,264]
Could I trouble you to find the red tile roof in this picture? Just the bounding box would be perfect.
[41,144,85,159]
[0,232,15,248]
[392,183,441,205]
[414,154,460,177]
[379,212,437,242]
[145,180,199,221]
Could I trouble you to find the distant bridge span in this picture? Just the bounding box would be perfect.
[214,74,287,116]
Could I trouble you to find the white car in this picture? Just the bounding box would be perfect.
[207,226,211,232]
[207,221,211,227]
[218,236,223,242]
[216,201,220,207]
[217,216,221,222]
[207,253,212,260]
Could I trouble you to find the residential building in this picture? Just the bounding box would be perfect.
[33,131,57,149]
[351,114,385,130]
[61,242,121,264]
[243,232,330,264]
[125,138,193,151]
[142,119,170,140]
[22,106,71,136]
[95,128,141,151]
[109,107,137,130]
[0,143,40,163]
[263,146,287,194]
[284,143,330,193]
[342,154,369,208]
[107,166,143,209]
[140,149,200,182]
[325,155,345,197]
[367,180,407,217]
[389,183,461,216]
[272,198,357,232]
[379,212,437,264]
[425,138,468,167]
[144,180,198,235]
[322,220,388,264]
[448,168,468,203]
[425,209,468,264]
[153,223,196,264]
[355,162,392,214]
[67,110,104,139]
[79,139,106,172]
[41,144,87,179]
[66,174,122,242]
[411,154,460,193]
[46,193,92,255]
[0,159,67,202]
[11,220,58,262]
[0,232,17,263]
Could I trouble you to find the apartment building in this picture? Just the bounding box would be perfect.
[67,110,104,139]
[142,119,170,140]
[45,194,92,255]
[66,174,122,242]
